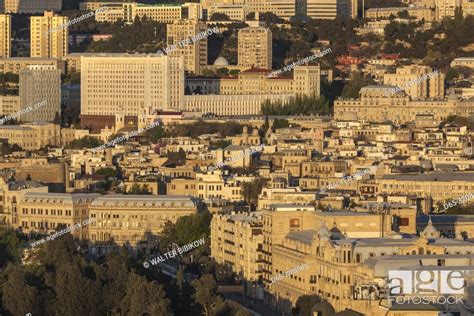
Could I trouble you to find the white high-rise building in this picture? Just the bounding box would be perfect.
[80,54,184,122]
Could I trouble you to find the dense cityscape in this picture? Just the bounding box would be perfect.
[0,0,474,315]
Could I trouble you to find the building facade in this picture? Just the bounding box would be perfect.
[0,14,11,58]
[19,192,100,240]
[80,54,184,128]
[167,19,208,75]
[210,212,265,281]
[5,0,61,14]
[238,26,272,69]
[19,65,61,122]
[88,195,197,255]
[30,11,68,59]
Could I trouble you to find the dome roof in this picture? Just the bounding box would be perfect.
[421,217,439,239]
[213,57,229,66]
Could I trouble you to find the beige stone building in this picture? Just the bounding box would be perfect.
[19,65,61,122]
[0,57,65,74]
[378,172,474,204]
[18,192,100,240]
[208,4,251,20]
[88,195,197,255]
[365,6,435,21]
[269,221,474,315]
[95,3,183,24]
[0,123,60,150]
[167,20,208,75]
[5,0,61,14]
[30,11,68,59]
[0,95,19,116]
[211,212,264,281]
[383,65,445,99]
[80,54,184,129]
[334,86,474,123]
[0,178,48,226]
[238,26,272,69]
[0,14,11,58]
[220,66,321,97]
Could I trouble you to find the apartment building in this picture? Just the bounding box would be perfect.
[0,95,19,116]
[88,195,197,255]
[208,4,251,20]
[383,65,445,99]
[80,54,184,130]
[19,65,61,122]
[167,20,208,75]
[19,192,100,240]
[5,0,61,14]
[0,14,11,58]
[238,26,272,69]
[30,11,68,59]
[211,212,265,281]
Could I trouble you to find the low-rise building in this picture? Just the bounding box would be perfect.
[88,194,198,255]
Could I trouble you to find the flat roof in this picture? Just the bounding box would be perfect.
[381,172,474,182]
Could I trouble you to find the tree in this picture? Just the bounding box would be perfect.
[241,178,269,205]
[341,72,376,98]
[66,136,104,149]
[0,227,21,267]
[293,295,321,316]
[261,95,331,116]
[127,183,152,195]
[95,167,116,178]
[192,274,220,316]
[2,267,42,315]
[210,13,230,21]
[121,273,173,315]
[147,125,166,143]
